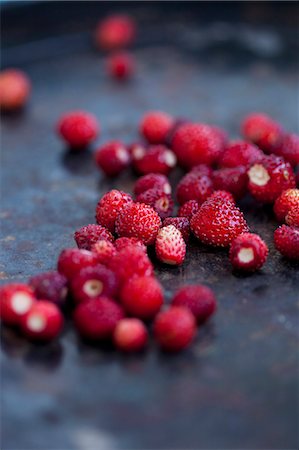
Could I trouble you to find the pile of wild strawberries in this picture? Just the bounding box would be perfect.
[0,15,298,353]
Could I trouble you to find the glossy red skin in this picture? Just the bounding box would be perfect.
[94,141,130,177]
[134,173,171,197]
[136,188,174,219]
[107,52,135,80]
[113,318,148,352]
[0,69,31,111]
[21,301,63,341]
[108,246,153,286]
[219,140,263,168]
[132,145,177,175]
[95,190,133,233]
[155,225,186,265]
[172,285,217,323]
[74,297,124,340]
[153,306,196,352]
[242,113,283,153]
[274,225,299,260]
[176,172,214,205]
[71,265,119,303]
[163,217,190,242]
[212,166,248,200]
[120,276,163,319]
[95,15,136,50]
[140,111,174,145]
[273,189,299,222]
[57,248,98,281]
[178,200,200,221]
[0,284,36,325]
[57,111,99,149]
[74,224,114,250]
[29,271,68,307]
[229,233,269,271]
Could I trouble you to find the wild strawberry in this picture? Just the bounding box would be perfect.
[171,285,217,323]
[57,111,99,149]
[29,271,68,307]
[0,284,36,326]
[172,123,224,168]
[0,68,31,111]
[21,301,63,341]
[248,155,296,203]
[114,237,147,253]
[132,144,177,175]
[229,233,268,271]
[136,188,173,219]
[134,173,171,196]
[207,190,235,203]
[115,202,162,245]
[74,297,124,340]
[155,225,186,265]
[176,172,214,205]
[71,265,118,303]
[212,166,248,199]
[273,189,299,222]
[106,52,135,80]
[191,197,249,247]
[286,205,299,227]
[74,224,114,250]
[273,133,299,167]
[274,225,299,260]
[120,276,163,319]
[178,200,200,220]
[189,164,213,178]
[95,189,133,233]
[242,113,283,153]
[153,306,196,352]
[95,14,136,50]
[219,140,263,168]
[140,111,174,144]
[57,248,98,281]
[108,246,153,285]
[94,140,130,177]
[92,240,117,265]
[163,217,190,242]
[113,318,148,352]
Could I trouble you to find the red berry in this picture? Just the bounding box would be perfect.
[132,144,177,175]
[106,52,135,80]
[57,111,99,149]
[176,172,214,205]
[136,187,174,219]
[172,285,217,323]
[140,111,174,144]
[153,306,196,352]
[92,240,117,265]
[172,123,224,168]
[115,202,162,245]
[29,271,68,307]
[95,15,136,50]
[74,224,114,250]
[0,284,36,326]
[189,164,213,178]
[207,190,235,203]
[163,217,190,242]
[274,225,299,260]
[21,301,63,341]
[95,189,133,233]
[286,205,299,227]
[191,197,249,247]
[242,113,283,152]
[220,140,263,168]
[134,173,171,196]
[155,225,186,265]
[71,265,118,303]
[94,141,130,177]
[57,248,98,281]
[113,318,148,352]
[0,68,31,111]
[108,246,153,285]
[273,189,299,222]
[212,126,228,149]
[120,276,163,319]
[212,166,248,200]
[248,155,296,203]
[178,200,200,220]
[229,232,268,271]
[165,118,189,147]
[114,237,147,253]
[273,133,299,167]
[74,297,124,340]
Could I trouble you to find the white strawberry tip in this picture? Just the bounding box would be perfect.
[237,247,254,263]
[83,280,103,297]
[248,164,270,186]
[27,313,46,332]
[11,293,34,315]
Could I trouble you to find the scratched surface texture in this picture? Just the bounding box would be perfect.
[1,2,299,450]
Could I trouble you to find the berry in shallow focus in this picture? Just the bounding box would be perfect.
[74,297,124,340]
[229,233,269,272]
[108,246,153,285]
[74,224,114,250]
[163,217,190,242]
[21,301,63,341]
[120,276,163,319]
[71,265,118,303]
[92,239,117,265]
[0,68,31,111]
[57,248,98,281]
[114,237,147,253]
[136,187,174,219]
[132,144,177,175]
[178,200,200,221]
[95,14,136,50]
[176,172,214,205]
[95,189,133,233]
[155,225,186,265]
[134,173,171,196]
[106,52,135,80]
[57,111,99,149]
[248,155,296,203]
[273,188,299,222]
[212,166,248,200]
[171,285,217,323]
[94,141,130,177]
[0,284,36,326]
[113,318,148,352]
[273,133,299,167]
[140,111,174,144]
[219,140,263,168]
[115,202,162,245]
[153,306,196,352]
[242,112,283,153]
[29,271,68,307]
[274,225,299,260]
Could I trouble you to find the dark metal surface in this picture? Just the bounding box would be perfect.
[1,2,299,449]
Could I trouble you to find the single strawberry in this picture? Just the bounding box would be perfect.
[219,140,263,168]
[155,225,186,265]
[94,141,130,177]
[71,265,119,303]
[171,284,217,323]
[212,166,248,200]
[0,284,36,326]
[242,112,283,152]
[0,68,31,111]
[106,52,135,80]
[229,233,268,271]
[274,225,299,260]
[133,173,171,196]
[132,144,177,175]
[176,172,214,206]
[74,224,114,250]
[29,271,68,307]
[140,111,174,144]
[120,276,163,319]
[21,301,63,341]
[113,318,148,352]
[163,217,190,242]
[273,188,299,222]
[95,14,136,50]
[57,248,98,281]
[57,111,99,149]
[136,187,174,219]
[95,189,133,233]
